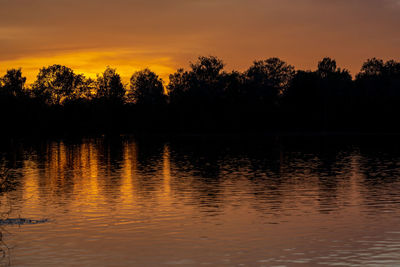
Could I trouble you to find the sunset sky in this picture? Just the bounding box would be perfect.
[1,0,399,83]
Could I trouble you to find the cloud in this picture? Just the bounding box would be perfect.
[0,0,399,78]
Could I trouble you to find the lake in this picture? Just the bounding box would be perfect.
[0,135,400,266]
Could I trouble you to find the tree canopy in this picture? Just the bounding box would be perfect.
[128,68,166,105]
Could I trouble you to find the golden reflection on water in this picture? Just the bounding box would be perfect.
[121,141,137,205]
[21,160,40,215]
[19,140,176,213]
[162,144,172,197]
[16,138,373,218]
[4,137,400,266]
[72,141,102,208]
[22,140,364,212]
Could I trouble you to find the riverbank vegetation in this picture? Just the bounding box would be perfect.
[1,56,400,136]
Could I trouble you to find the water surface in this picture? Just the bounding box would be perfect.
[1,135,400,266]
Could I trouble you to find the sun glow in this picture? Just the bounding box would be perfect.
[0,49,176,84]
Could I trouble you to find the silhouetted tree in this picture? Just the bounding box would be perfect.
[0,69,26,97]
[0,68,39,136]
[220,71,245,104]
[166,56,226,130]
[317,57,337,78]
[316,57,352,94]
[127,69,166,105]
[68,77,96,102]
[168,56,225,104]
[96,67,125,102]
[167,68,191,105]
[384,60,400,77]
[355,58,400,130]
[32,65,84,105]
[356,58,400,93]
[283,57,352,130]
[245,58,295,105]
[357,58,385,78]
[190,56,224,82]
[2,55,400,136]
[284,70,319,100]
[188,55,225,104]
[356,58,400,98]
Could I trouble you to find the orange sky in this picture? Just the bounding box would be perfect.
[1,0,399,83]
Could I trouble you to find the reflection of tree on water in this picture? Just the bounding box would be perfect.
[168,139,225,214]
[3,136,400,228]
[358,146,400,215]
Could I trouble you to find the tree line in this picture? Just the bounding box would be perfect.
[1,56,400,135]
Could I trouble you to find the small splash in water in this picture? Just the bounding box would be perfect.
[0,218,49,225]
